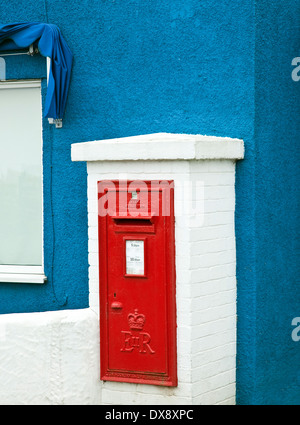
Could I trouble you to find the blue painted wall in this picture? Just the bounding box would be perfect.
[251,0,300,405]
[236,0,300,405]
[0,0,298,404]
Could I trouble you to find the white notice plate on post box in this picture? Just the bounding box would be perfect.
[126,240,144,275]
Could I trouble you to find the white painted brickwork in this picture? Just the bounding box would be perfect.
[79,133,244,405]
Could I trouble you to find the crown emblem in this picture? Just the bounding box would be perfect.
[128,309,146,331]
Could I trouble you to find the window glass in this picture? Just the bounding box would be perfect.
[0,84,43,266]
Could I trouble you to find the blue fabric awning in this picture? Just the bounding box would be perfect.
[0,22,73,120]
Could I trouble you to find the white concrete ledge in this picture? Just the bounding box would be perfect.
[0,273,46,284]
[71,133,244,162]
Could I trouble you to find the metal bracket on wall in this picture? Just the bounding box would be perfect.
[0,44,38,57]
[48,118,63,129]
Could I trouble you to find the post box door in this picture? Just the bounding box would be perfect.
[98,181,177,386]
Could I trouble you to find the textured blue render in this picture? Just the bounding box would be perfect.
[0,0,255,314]
[250,0,300,405]
[236,0,300,405]
[0,0,298,405]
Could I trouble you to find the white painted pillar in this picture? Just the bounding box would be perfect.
[72,133,244,405]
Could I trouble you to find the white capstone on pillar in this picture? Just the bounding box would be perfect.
[71,133,244,405]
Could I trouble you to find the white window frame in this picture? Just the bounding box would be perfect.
[0,79,46,284]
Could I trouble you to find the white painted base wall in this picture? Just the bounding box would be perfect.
[0,309,101,405]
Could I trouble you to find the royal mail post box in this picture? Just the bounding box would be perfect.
[98,180,177,386]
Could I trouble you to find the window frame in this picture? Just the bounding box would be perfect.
[0,79,46,284]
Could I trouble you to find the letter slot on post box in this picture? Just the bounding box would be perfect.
[98,181,177,386]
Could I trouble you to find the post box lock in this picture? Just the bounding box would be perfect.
[98,181,177,387]
[111,301,123,310]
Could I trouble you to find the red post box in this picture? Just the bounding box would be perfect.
[98,180,177,386]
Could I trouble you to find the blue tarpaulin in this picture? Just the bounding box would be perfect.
[0,22,73,120]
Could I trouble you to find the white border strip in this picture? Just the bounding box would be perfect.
[0,273,46,284]
[0,79,41,89]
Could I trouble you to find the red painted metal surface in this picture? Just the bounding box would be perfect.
[98,181,177,386]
